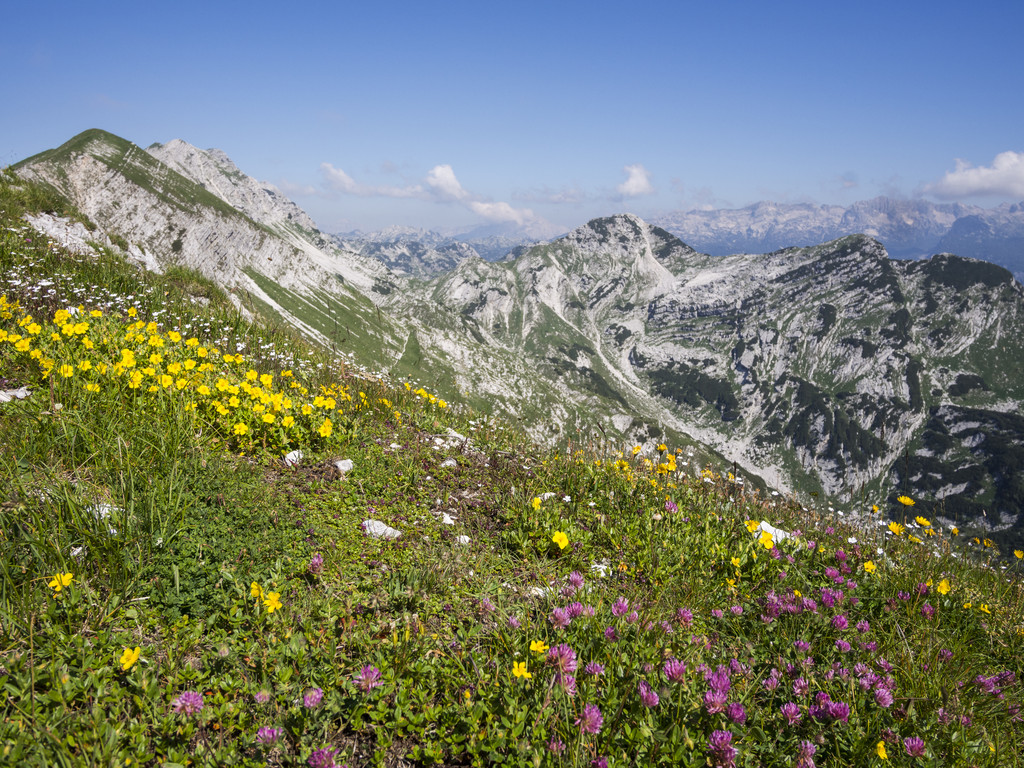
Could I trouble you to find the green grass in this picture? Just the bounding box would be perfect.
[1,175,1023,767]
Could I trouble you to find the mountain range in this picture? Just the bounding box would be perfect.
[651,199,1024,279]
[11,129,1024,551]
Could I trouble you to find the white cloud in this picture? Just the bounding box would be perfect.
[924,151,1024,199]
[319,161,542,226]
[617,164,654,197]
[469,200,532,225]
[425,164,469,201]
[320,163,424,198]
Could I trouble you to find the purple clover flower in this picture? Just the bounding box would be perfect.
[639,680,659,707]
[706,730,738,768]
[780,701,802,725]
[548,644,578,674]
[576,703,603,734]
[256,726,283,745]
[171,691,204,717]
[547,737,566,755]
[611,597,629,617]
[549,607,571,629]
[354,665,382,692]
[795,740,817,768]
[663,658,686,682]
[585,661,605,676]
[307,747,338,768]
[903,736,926,757]
[726,702,746,724]
[308,553,324,575]
[303,687,323,708]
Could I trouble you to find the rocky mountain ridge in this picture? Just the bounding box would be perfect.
[651,198,1024,278]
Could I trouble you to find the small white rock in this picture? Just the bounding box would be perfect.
[0,387,31,403]
[456,535,470,545]
[335,459,354,474]
[362,519,402,540]
[284,449,304,467]
[441,513,457,525]
[440,458,457,468]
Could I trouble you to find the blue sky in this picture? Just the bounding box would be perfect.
[3,0,1023,233]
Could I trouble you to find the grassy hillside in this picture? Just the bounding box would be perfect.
[1,173,1023,767]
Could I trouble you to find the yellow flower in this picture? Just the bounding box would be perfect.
[49,572,74,593]
[978,603,991,614]
[731,557,741,568]
[250,582,262,598]
[59,364,75,378]
[233,423,249,436]
[744,520,760,533]
[512,661,531,679]
[632,445,641,456]
[937,579,950,595]
[951,527,959,536]
[897,495,915,507]
[871,504,880,514]
[127,307,137,317]
[758,530,774,549]
[887,522,904,536]
[1015,550,1023,560]
[863,561,876,574]
[982,538,993,548]
[318,418,333,438]
[531,496,542,510]
[552,531,569,550]
[120,646,141,671]
[263,592,282,613]
[168,331,181,343]
[876,741,888,760]
[657,443,667,452]
[915,516,931,527]
[262,414,275,424]
[530,640,549,654]
[282,416,295,428]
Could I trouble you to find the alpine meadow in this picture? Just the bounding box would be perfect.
[1,130,1023,767]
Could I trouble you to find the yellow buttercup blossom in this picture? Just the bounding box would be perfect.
[744,520,760,533]
[512,661,531,679]
[263,592,282,613]
[863,561,876,574]
[250,582,262,598]
[233,423,249,435]
[552,531,569,550]
[1015,550,1023,560]
[318,418,333,438]
[731,557,741,568]
[531,497,542,510]
[120,646,141,671]
[49,573,74,593]
[530,640,549,654]
[937,579,950,595]
[877,741,888,760]
[758,530,774,549]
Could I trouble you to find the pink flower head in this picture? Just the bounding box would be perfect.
[576,703,603,734]
[354,665,382,692]
[171,691,204,717]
